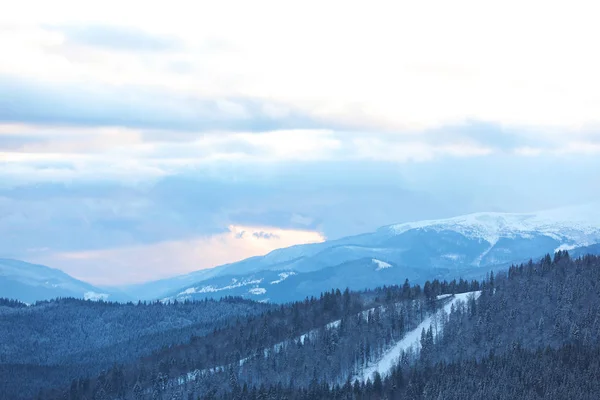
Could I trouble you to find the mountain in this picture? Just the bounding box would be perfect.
[0,258,126,303]
[135,203,600,302]
[162,258,453,304]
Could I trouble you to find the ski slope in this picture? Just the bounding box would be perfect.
[358,291,481,382]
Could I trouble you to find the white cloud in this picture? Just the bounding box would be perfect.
[3,122,600,186]
[514,147,544,157]
[556,141,600,155]
[349,137,493,163]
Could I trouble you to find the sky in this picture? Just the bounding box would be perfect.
[1,0,600,285]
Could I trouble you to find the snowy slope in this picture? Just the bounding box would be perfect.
[387,203,600,248]
[357,291,481,382]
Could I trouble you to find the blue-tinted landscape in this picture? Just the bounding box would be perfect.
[2,1,600,399]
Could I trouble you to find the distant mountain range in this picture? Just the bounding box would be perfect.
[151,204,600,303]
[3,204,600,303]
[0,258,130,303]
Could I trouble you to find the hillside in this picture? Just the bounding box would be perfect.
[0,297,272,400]
[26,251,600,400]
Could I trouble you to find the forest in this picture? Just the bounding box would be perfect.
[2,251,600,399]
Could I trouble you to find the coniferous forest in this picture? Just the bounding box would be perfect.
[2,251,600,399]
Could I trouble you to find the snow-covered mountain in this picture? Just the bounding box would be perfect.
[0,258,123,303]
[136,203,600,302]
[387,203,600,253]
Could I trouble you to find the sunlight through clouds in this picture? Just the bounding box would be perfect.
[31,225,326,285]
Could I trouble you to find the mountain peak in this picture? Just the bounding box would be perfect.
[386,203,600,246]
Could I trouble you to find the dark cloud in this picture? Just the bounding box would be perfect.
[50,24,183,52]
[252,231,280,240]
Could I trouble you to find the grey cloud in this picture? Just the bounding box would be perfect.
[0,134,46,150]
[252,231,280,240]
[0,76,328,133]
[1,75,567,157]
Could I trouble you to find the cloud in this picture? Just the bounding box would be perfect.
[2,120,600,189]
[30,225,325,285]
[51,24,183,52]
[252,231,280,240]
[0,77,323,132]
[3,0,600,132]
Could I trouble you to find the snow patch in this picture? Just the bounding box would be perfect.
[554,243,580,252]
[372,259,392,270]
[179,278,264,296]
[84,291,109,301]
[270,271,297,284]
[248,287,267,295]
[180,287,198,295]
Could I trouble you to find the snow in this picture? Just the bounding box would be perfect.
[472,243,496,266]
[387,203,600,248]
[554,243,580,252]
[84,291,110,301]
[270,271,297,284]
[177,278,263,296]
[372,259,392,270]
[248,287,267,295]
[327,319,341,329]
[357,291,481,382]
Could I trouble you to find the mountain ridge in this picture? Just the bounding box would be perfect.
[4,203,600,303]
[141,203,600,302]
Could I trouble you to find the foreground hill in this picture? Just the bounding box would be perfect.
[29,251,600,399]
[130,203,600,303]
[0,296,272,400]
